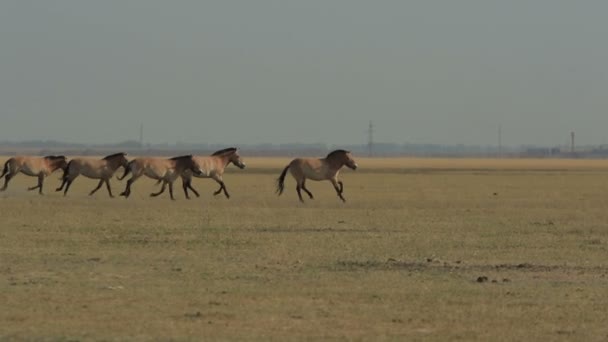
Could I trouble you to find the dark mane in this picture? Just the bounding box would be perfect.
[211,147,237,156]
[44,155,66,160]
[103,152,126,160]
[326,149,350,158]
[170,155,193,161]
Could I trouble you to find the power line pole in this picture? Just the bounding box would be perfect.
[139,123,144,149]
[367,120,374,157]
[498,124,502,158]
[571,131,575,154]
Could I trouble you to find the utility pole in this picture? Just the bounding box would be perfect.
[139,123,144,149]
[498,124,502,158]
[570,131,575,154]
[367,121,374,157]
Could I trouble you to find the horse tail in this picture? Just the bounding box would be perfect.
[275,164,290,196]
[117,160,134,180]
[0,159,10,178]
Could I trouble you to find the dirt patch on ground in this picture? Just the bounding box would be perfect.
[331,259,608,275]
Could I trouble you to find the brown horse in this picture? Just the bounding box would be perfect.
[155,147,246,199]
[118,155,204,200]
[55,152,129,197]
[0,155,68,195]
[276,149,358,202]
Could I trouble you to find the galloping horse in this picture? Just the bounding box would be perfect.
[276,149,358,202]
[56,152,129,197]
[154,147,246,199]
[118,155,204,200]
[0,155,68,195]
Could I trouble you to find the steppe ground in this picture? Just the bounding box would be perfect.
[1,157,608,341]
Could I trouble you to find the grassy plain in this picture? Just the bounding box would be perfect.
[1,157,608,341]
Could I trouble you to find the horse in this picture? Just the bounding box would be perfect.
[0,155,68,195]
[153,147,246,199]
[276,149,358,202]
[118,155,204,200]
[55,152,129,197]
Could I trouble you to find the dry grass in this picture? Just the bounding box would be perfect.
[1,157,608,340]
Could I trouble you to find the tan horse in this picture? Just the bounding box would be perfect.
[55,152,129,197]
[0,155,68,195]
[118,155,204,200]
[154,147,246,199]
[276,149,358,202]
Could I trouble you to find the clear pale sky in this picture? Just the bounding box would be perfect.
[1,1,607,146]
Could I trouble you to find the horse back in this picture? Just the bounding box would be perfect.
[292,158,333,181]
[136,157,173,179]
[11,156,46,175]
[72,158,111,178]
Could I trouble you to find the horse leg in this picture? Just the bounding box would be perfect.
[212,178,223,196]
[220,181,230,199]
[56,177,67,192]
[28,174,43,191]
[63,178,74,196]
[212,176,229,199]
[330,178,346,202]
[296,183,304,202]
[212,181,230,198]
[150,180,166,197]
[120,179,131,197]
[105,179,114,198]
[89,179,104,196]
[301,179,314,199]
[168,181,175,200]
[120,175,139,198]
[187,180,200,198]
[1,173,14,191]
[182,177,199,199]
[181,178,190,199]
[37,174,45,195]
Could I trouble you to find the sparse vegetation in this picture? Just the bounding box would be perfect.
[1,157,607,340]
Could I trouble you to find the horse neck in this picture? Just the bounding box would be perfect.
[216,154,232,168]
[48,159,63,171]
[325,156,345,171]
[106,157,122,171]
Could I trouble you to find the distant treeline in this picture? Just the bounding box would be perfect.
[2,140,608,158]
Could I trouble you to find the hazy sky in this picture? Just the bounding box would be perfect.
[1,1,607,146]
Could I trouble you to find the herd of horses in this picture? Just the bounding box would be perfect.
[0,148,359,202]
